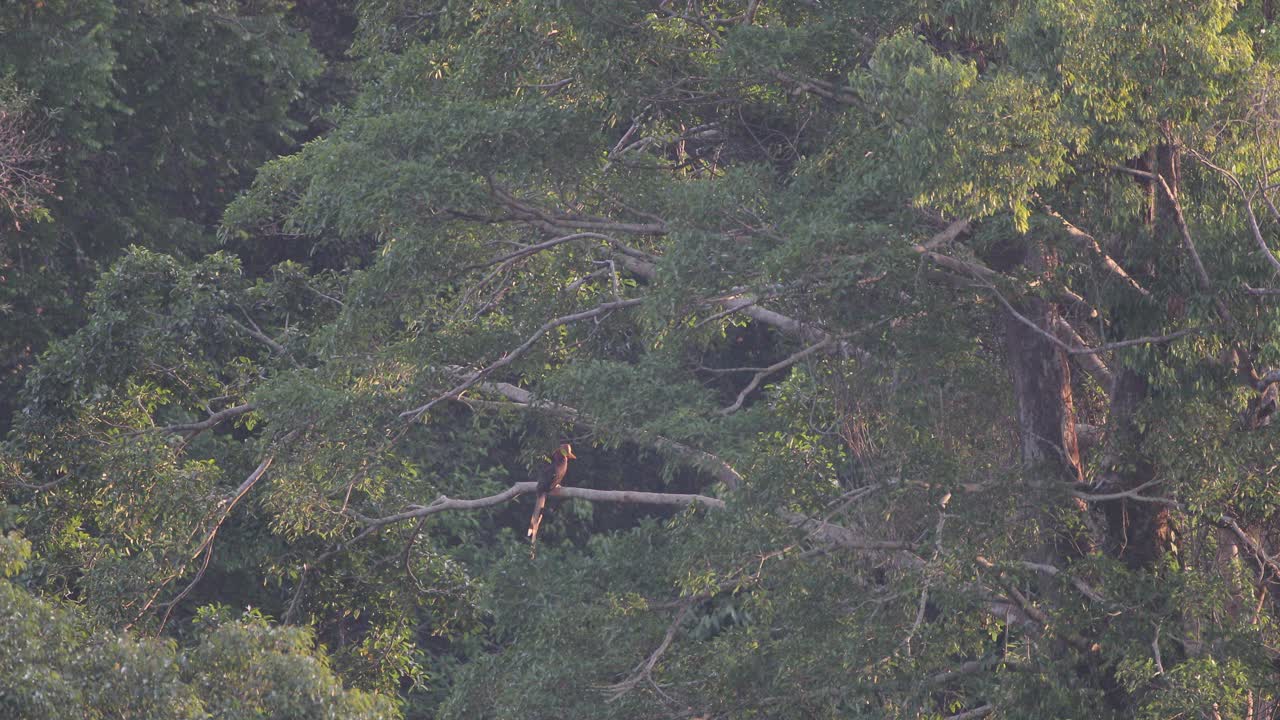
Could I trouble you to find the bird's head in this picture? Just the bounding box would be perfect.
[555,442,577,460]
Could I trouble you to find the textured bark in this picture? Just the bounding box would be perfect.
[1005,297,1084,486]
[1003,246,1094,558]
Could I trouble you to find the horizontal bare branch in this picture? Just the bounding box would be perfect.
[361,482,725,532]
[1072,479,1174,504]
[463,232,618,272]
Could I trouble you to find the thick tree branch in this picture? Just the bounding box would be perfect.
[1051,317,1113,389]
[227,316,287,355]
[361,482,725,533]
[1044,206,1150,298]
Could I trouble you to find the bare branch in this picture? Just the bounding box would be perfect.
[1181,152,1280,277]
[361,482,725,533]
[719,338,831,415]
[128,402,256,437]
[1044,206,1150,298]
[227,316,287,355]
[987,280,1207,356]
[401,298,644,421]
[600,598,696,702]
[918,218,972,251]
[1016,560,1107,604]
[463,232,617,272]
[1215,515,1280,581]
[1052,317,1112,389]
[1072,479,1175,504]
[130,449,282,631]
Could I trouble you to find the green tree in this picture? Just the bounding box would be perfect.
[0,0,324,432]
[11,1,1280,718]
[0,533,396,719]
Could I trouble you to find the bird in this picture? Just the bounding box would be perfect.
[527,442,577,556]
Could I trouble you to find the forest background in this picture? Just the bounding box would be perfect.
[5,1,1280,718]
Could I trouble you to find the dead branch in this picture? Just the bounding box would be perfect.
[361,481,725,533]
[1044,206,1150,298]
[400,298,644,421]
[719,337,830,414]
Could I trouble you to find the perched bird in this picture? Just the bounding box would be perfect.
[528,442,577,556]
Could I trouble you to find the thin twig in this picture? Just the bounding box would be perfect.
[400,298,644,421]
[986,279,1207,356]
[719,338,830,414]
[600,599,696,701]
[1178,152,1280,276]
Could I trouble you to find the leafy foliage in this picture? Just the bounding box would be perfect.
[9,0,1280,718]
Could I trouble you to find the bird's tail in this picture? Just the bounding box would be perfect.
[528,492,547,556]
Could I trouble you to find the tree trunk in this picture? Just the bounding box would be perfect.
[1099,140,1178,569]
[1003,246,1094,558]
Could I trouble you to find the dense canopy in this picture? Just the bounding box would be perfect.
[6,1,1280,717]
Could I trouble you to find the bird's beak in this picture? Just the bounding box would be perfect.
[563,444,577,459]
